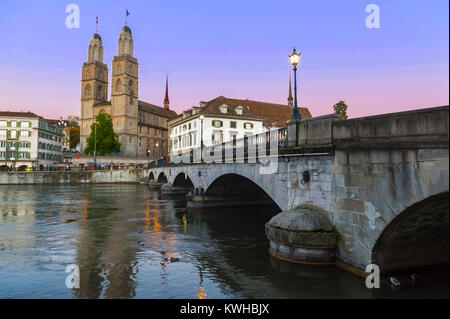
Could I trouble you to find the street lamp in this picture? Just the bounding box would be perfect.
[93,120,97,167]
[155,142,160,164]
[289,47,302,121]
[146,149,150,167]
[199,114,204,162]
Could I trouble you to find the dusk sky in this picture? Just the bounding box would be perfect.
[0,0,448,119]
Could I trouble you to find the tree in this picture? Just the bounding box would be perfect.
[84,113,121,155]
[68,126,80,149]
[333,101,348,120]
[66,115,80,126]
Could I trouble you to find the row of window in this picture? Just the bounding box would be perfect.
[138,125,165,137]
[38,142,62,152]
[138,113,167,128]
[211,120,254,129]
[173,133,198,149]
[39,132,62,142]
[219,104,244,115]
[0,120,31,128]
[173,121,197,135]
[0,130,32,138]
[0,141,31,148]
[37,153,62,161]
[0,151,31,159]
[38,121,62,135]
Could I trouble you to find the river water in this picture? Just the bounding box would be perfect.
[0,184,447,298]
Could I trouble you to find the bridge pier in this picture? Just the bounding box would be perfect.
[266,204,337,264]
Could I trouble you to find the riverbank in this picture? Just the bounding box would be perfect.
[0,169,148,185]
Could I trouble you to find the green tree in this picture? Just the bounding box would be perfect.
[84,113,121,155]
[68,126,80,149]
[333,101,348,120]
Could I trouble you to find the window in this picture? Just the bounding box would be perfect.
[0,121,7,127]
[11,121,17,127]
[10,130,16,138]
[0,130,6,137]
[97,85,102,99]
[115,79,122,93]
[21,122,29,128]
[84,84,92,99]
[230,121,237,128]
[20,131,28,137]
[244,122,254,129]
[219,104,228,113]
[235,106,243,115]
[212,120,223,128]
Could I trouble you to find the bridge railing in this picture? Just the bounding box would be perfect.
[169,127,288,165]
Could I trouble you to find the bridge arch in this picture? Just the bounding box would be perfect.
[371,191,449,273]
[148,172,155,181]
[172,172,194,189]
[204,173,282,211]
[157,172,168,184]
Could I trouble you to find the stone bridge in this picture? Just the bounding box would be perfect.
[145,106,449,273]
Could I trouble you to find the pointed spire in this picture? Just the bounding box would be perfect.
[163,73,170,109]
[287,66,293,107]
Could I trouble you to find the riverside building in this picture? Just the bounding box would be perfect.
[0,111,63,170]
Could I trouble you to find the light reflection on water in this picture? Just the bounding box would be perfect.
[0,184,447,299]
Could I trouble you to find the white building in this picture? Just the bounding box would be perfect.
[0,111,64,170]
[168,96,311,154]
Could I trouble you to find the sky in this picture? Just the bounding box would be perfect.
[0,0,448,119]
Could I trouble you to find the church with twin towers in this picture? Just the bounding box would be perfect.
[80,24,177,157]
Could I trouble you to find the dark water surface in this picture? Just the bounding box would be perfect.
[0,184,447,298]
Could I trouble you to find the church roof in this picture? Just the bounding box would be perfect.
[198,96,312,128]
[121,25,132,35]
[92,33,102,41]
[138,100,177,119]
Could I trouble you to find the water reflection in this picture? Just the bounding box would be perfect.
[0,184,447,299]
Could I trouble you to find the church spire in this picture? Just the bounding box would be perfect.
[163,73,170,109]
[287,66,293,107]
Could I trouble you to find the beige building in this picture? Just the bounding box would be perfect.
[0,111,63,170]
[80,26,177,158]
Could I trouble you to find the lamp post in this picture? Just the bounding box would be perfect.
[155,142,160,165]
[199,114,204,163]
[146,149,150,167]
[289,47,302,121]
[93,121,97,167]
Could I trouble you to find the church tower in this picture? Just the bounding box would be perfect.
[287,67,293,107]
[111,25,139,156]
[80,32,109,153]
[163,74,170,110]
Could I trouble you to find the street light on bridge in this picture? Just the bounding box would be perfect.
[199,114,204,163]
[289,47,302,121]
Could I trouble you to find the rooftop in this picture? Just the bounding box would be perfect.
[171,96,312,128]
[0,111,40,118]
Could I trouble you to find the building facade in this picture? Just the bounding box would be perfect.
[169,96,312,154]
[0,111,63,170]
[80,26,177,157]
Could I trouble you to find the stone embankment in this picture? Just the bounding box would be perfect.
[0,169,148,185]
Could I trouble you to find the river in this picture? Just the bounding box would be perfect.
[0,184,447,298]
